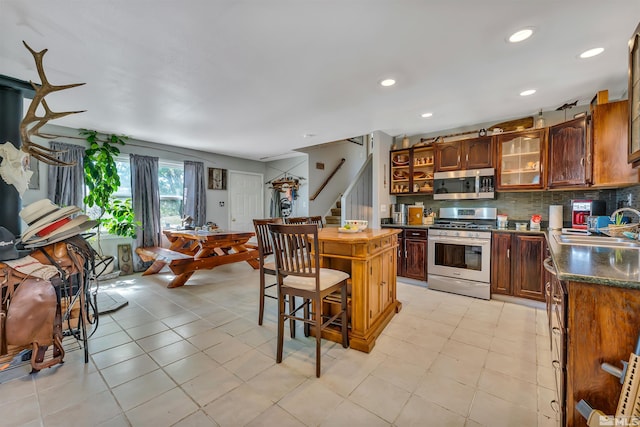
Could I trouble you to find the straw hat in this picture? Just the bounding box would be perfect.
[20,199,82,242]
[22,219,98,249]
[27,215,96,243]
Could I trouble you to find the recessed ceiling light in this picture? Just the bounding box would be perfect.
[520,89,536,96]
[421,112,433,118]
[380,78,396,87]
[508,28,533,43]
[580,47,604,58]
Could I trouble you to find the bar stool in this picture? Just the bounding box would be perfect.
[268,223,349,377]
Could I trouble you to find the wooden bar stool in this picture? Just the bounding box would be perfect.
[268,223,349,377]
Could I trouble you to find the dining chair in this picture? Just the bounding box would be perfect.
[268,223,349,377]
[252,218,286,327]
[285,216,324,228]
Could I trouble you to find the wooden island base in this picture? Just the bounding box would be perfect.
[315,228,402,353]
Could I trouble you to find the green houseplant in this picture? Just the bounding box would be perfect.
[81,129,140,250]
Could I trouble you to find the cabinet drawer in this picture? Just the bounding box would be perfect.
[404,229,427,239]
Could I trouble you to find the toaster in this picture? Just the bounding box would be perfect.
[587,215,611,232]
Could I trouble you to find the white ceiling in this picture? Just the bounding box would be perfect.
[1,1,639,161]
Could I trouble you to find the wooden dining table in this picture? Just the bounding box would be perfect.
[136,229,259,288]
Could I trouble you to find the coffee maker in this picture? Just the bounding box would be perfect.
[571,200,606,229]
[391,204,408,224]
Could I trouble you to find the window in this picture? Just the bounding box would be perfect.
[87,157,184,230]
[158,161,184,228]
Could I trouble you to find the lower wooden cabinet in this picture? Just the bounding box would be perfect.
[397,229,428,281]
[491,232,546,301]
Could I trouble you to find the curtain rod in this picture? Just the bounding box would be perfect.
[44,133,217,164]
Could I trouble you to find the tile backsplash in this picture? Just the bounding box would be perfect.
[394,187,635,224]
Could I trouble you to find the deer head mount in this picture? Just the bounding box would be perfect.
[20,41,86,166]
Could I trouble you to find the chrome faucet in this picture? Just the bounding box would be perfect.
[609,208,640,239]
[609,207,640,222]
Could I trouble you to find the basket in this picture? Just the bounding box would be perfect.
[600,223,639,237]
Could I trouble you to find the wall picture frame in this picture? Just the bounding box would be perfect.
[208,167,227,190]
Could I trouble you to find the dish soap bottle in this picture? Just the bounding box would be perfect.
[536,109,545,129]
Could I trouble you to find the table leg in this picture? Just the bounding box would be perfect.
[142,260,168,276]
[167,271,195,288]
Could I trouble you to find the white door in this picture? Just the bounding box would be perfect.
[228,171,264,232]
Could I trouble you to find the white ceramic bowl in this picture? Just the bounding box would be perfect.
[345,220,368,231]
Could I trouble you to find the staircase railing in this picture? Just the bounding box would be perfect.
[340,154,373,225]
[310,158,345,201]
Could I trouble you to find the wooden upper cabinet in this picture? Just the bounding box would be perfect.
[591,99,639,187]
[435,137,493,172]
[435,142,462,171]
[495,129,547,190]
[548,116,590,188]
[465,137,494,169]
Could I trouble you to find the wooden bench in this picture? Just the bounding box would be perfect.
[135,247,194,278]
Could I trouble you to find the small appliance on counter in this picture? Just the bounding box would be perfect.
[391,203,408,224]
[549,205,563,230]
[571,199,606,229]
[586,215,612,233]
[497,214,508,229]
[408,205,424,225]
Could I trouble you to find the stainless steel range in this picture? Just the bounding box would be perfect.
[427,207,496,300]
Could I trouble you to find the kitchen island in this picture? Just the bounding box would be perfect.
[546,230,640,427]
[316,227,402,353]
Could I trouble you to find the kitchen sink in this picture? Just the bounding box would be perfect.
[554,233,640,249]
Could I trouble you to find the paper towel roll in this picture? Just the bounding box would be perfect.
[549,205,563,230]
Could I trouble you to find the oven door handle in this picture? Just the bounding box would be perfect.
[428,236,491,246]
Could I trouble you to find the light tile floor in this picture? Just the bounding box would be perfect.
[0,262,557,426]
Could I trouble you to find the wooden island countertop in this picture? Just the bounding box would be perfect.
[314,227,402,353]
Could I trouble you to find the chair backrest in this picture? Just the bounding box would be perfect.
[253,218,284,258]
[307,216,324,228]
[284,216,308,225]
[268,223,320,285]
[285,216,324,228]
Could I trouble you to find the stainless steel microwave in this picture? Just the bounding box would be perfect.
[432,168,495,200]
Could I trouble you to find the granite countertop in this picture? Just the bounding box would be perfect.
[546,230,640,289]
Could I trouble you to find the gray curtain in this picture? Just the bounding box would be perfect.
[130,154,161,257]
[47,141,85,208]
[183,161,206,226]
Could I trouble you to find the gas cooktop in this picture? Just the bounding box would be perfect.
[431,221,494,231]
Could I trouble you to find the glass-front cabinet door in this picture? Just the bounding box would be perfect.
[495,129,546,190]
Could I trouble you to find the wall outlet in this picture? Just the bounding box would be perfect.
[628,193,633,207]
[380,204,387,213]
[219,201,225,207]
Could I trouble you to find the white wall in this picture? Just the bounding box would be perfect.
[371,131,394,227]
[297,140,367,217]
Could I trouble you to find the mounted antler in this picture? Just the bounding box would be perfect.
[20,41,86,166]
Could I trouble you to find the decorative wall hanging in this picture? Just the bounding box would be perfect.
[208,168,226,190]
